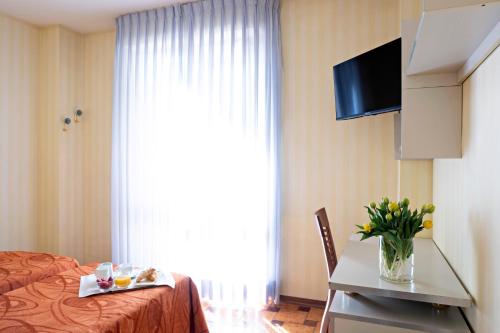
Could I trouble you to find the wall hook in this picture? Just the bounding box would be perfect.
[74,109,83,123]
[63,117,72,132]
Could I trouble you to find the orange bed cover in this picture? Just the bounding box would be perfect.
[0,265,209,333]
[0,251,79,294]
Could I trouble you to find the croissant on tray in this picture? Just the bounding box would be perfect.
[136,268,157,282]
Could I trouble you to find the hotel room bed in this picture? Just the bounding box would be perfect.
[0,251,79,294]
[0,264,209,333]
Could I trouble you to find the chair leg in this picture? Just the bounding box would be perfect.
[320,290,335,333]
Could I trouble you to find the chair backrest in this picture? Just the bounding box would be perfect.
[314,208,338,278]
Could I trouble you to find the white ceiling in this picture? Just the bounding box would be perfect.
[0,0,189,33]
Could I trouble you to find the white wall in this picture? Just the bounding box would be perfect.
[433,46,500,333]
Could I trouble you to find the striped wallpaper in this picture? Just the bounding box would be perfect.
[37,27,115,264]
[0,19,114,264]
[0,13,39,250]
[37,26,61,255]
[280,0,401,300]
[38,26,85,260]
[82,31,115,263]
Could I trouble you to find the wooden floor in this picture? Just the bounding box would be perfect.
[203,302,325,332]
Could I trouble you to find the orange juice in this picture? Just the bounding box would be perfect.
[114,276,131,288]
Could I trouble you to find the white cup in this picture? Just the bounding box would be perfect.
[117,263,133,276]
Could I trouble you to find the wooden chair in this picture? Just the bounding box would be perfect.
[314,207,338,333]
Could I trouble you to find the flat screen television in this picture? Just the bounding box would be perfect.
[333,38,401,120]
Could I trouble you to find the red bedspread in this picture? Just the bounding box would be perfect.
[0,251,79,294]
[0,265,209,333]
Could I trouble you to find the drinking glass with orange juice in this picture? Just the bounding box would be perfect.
[114,276,132,288]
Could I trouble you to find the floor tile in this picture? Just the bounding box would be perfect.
[281,322,315,333]
[303,319,317,327]
[306,307,324,322]
[204,301,325,333]
[260,310,276,321]
[267,305,280,312]
[273,308,308,324]
[298,305,311,312]
[271,319,284,326]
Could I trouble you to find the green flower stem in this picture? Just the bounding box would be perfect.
[380,236,413,282]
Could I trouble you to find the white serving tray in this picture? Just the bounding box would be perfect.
[79,270,176,298]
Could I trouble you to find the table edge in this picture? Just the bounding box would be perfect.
[330,281,472,308]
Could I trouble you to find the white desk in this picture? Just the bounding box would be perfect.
[330,237,471,307]
[328,236,472,332]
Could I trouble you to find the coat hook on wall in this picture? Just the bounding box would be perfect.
[74,108,83,123]
[63,117,72,132]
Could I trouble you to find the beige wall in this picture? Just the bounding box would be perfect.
[280,0,433,300]
[398,160,433,239]
[38,26,85,260]
[37,27,115,264]
[0,13,39,250]
[58,28,85,260]
[433,46,500,333]
[38,27,60,254]
[0,14,114,263]
[280,0,401,300]
[82,32,115,263]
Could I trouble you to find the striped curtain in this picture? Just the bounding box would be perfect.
[111,0,281,307]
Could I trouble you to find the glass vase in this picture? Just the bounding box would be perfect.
[379,236,414,283]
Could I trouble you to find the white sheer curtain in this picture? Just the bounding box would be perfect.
[111,0,281,307]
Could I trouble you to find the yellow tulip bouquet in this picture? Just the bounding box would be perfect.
[356,197,434,283]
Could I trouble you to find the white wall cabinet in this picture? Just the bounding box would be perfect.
[395,1,500,159]
[409,1,500,80]
[395,20,462,160]
[395,86,462,159]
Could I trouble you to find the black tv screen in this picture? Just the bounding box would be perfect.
[333,38,401,120]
